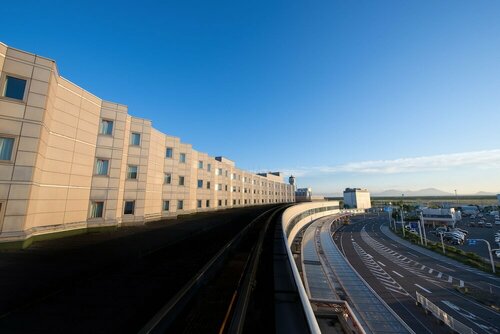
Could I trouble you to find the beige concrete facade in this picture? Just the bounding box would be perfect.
[0,42,295,242]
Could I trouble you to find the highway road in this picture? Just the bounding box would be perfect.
[333,213,500,334]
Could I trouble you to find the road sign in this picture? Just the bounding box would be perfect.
[468,239,477,246]
[384,207,393,213]
[410,222,418,229]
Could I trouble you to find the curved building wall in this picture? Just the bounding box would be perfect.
[0,42,295,242]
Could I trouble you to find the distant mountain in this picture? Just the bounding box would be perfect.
[373,188,453,197]
[474,191,496,196]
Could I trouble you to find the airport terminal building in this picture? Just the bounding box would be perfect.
[0,42,295,242]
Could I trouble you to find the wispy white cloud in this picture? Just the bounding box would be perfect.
[282,149,500,176]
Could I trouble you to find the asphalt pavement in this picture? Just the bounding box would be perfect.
[333,213,500,334]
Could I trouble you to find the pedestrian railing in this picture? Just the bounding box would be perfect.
[415,291,477,334]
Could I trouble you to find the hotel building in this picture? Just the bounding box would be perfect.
[0,42,295,242]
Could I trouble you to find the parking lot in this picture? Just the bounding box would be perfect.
[424,213,500,262]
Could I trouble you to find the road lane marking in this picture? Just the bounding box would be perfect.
[459,280,464,288]
[421,265,426,270]
[447,276,453,283]
[392,270,404,278]
[414,284,432,293]
[377,261,386,267]
[407,252,418,258]
[428,268,433,274]
[436,264,455,272]
[437,272,442,278]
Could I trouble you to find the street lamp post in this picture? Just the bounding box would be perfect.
[401,194,405,237]
[419,212,427,245]
[469,239,496,274]
[440,232,446,254]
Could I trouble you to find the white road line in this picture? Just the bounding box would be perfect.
[390,243,398,248]
[421,265,426,270]
[428,268,433,274]
[414,284,432,293]
[407,252,418,258]
[437,272,443,278]
[377,261,386,267]
[385,286,408,295]
[447,276,453,283]
[436,264,455,272]
[459,280,464,288]
[392,270,404,278]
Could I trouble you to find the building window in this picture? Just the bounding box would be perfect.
[206,200,210,207]
[124,201,135,215]
[225,200,228,205]
[225,185,228,191]
[225,170,228,177]
[3,76,27,100]
[0,137,15,161]
[198,161,203,169]
[130,133,141,146]
[197,200,202,208]
[164,173,172,184]
[218,200,222,207]
[166,147,173,158]
[177,200,184,210]
[217,168,222,175]
[90,201,104,218]
[217,184,222,191]
[207,181,211,189]
[95,159,109,176]
[99,119,113,135]
[179,176,185,186]
[197,179,203,188]
[179,153,186,163]
[127,165,138,179]
[233,199,236,205]
[163,200,170,211]
[207,163,211,172]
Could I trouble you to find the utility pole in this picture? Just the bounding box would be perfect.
[401,194,405,237]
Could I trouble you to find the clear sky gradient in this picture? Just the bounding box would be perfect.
[2,1,499,195]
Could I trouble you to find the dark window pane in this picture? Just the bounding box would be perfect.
[4,76,26,100]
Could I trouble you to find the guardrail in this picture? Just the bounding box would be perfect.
[415,291,477,334]
[281,202,342,334]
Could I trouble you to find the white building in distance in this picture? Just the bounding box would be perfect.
[343,188,371,209]
[421,208,460,228]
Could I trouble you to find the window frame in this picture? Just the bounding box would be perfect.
[0,135,18,163]
[163,200,170,211]
[127,165,138,179]
[94,158,110,176]
[164,173,172,184]
[0,73,29,102]
[89,201,105,219]
[179,175,185,186]
[197,179,203,188]
[197,200,202,208]
[177,200,184,210]
[123,200,135,215]
[99,119,114,136]
[179,153,186,163]
[130,132,141,146]
[198,160,203,169]
[166,147,173,158]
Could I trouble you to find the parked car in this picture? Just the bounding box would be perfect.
[478,221,485,227]
[485,222,493,228]
[451,228,469,235]
[443,232,465,241]
[495,220,500,226]
[495,250,500,259]
[447,237,463,245]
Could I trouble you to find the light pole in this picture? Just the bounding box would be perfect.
[469,239,496,274]
[439,232,446,254]
[454,189,458,208]
[419,212,427,245]
[401,194,405,237]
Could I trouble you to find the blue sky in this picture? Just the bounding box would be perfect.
[2,1,500,195]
